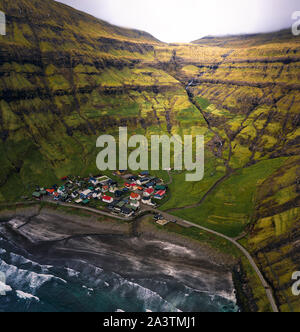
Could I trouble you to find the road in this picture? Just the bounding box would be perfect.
[1,199,279,312]
[148,207,279,313]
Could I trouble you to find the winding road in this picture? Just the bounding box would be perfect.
[148,207,279,313]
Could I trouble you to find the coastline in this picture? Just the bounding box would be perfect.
[0,204,247,312]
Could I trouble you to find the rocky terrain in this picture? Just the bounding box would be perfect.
[0,0,299,311]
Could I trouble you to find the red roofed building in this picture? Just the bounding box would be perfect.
[154,190,166,200]
[144,188,154,197]
[46,189,55,194]
[130,193,141,201]
[102,195,113,204]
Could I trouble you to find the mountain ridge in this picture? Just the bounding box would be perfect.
[0,0,299,312]
[192,29,299,47]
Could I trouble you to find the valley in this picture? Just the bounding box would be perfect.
[0,0,299,312]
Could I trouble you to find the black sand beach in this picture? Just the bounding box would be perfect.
[0,206,239,312]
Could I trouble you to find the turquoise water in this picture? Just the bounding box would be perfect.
[0,237,239,312]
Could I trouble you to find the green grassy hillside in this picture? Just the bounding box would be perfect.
[0,0,299,312]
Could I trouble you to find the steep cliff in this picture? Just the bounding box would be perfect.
[0,0,299,312]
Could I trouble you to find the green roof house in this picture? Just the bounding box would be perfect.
[32,192,41,198]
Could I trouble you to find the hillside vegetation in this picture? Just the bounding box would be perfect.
[0,0,299,312]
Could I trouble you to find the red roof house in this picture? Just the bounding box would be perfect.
[144,188,154,196]
[130,193,141,200]
[46,189,55,194]
[102,195,113,204]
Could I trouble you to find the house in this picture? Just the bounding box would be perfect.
[155,185,166,191]
[32,192,41,199]
[139,171,149,178]
[109,186,118,193]
[130,200,140,208]
[89,177,98,186]
[143,188,154,197]
[102,185,109,193]
[46,189,55,195]
[114,190,124,198]
[128,176,138,182]
[121,206,134,218]
[137,178,150,186]
[114,200,126,212]
[154,190,166,200]
[80,189,92,199]
[102,195,114,204]
[71,191,79,199]
[141,196,155,206]
[127,204,138,212]
[97,193,102,200]
[156,219,169,226]
[53,192,60,201]
[57,186,65,194]
[82,199,90,205]
[75,198,82,204]
[130,193,141,201]
[144,182,155,188]
[97,176,111,185]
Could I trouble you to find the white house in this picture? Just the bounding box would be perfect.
[142,197,155,206]
[130,200,140,208]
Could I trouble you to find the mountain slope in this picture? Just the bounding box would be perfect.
[0,0,300,312]
[192,29,298,47]
[0,0,191,200]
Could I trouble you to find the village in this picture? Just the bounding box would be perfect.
[31,170,172,225]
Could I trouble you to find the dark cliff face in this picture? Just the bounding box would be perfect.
[0,0,300,312]
[248,156,300,312]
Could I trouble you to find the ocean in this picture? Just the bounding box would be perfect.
[0,235,239,313]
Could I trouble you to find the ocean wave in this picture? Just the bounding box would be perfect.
[0,280,12,294]
[16,290,40,302]
[9,253,53,273]
[65,267,80,278]
[0,258,67,295]
[111,273,181,312]
[183,283,237,305]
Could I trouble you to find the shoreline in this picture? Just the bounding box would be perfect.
[0,204,251,311]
